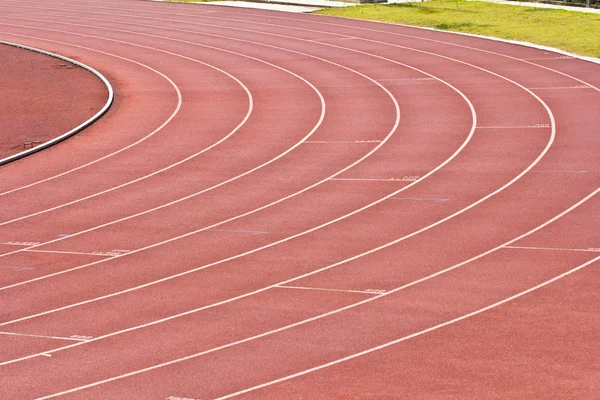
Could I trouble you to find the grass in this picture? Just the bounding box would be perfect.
[315,0,600,58]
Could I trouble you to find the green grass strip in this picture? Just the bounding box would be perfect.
[315,0,600,58]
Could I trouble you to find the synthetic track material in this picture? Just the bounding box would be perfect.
[0,0,598,399]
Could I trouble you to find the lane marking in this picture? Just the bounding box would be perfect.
[504,245,600,253]
[521,56,574,60]
[24,249,116,257]
[0,266,36,271]
[477,124,550,129]
[530,169,587,173]
[208,229,268,235]
[1,241,42,246]
[377,77,436,81]
[530,85,592,90]
[303,140,381,144]
[389,197,449,202]
[0,331,87,342]
[329,177,419,182]
[276,285,385,295]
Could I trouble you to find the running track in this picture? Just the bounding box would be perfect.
[0,0,599,398]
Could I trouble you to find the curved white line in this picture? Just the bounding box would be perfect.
[0,40,113,166]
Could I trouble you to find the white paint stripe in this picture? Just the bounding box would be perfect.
[477,125,549,129]
[303,140,381,143]
[530,86,591,89]
[25,250,113,257]
[0,41,113,166]
[503,245,600,253]
[0,331,86,342]
[389,197,449,202]
[0,29,253,225]
[214,255,600,400]
[276,285,384,295]
[329,178,414,182]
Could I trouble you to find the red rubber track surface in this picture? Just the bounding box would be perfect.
[0,0,598,398]
[0,43,106,159]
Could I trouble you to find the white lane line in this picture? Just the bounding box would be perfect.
[214,254,600,400]
[37,187,599,398]
[503,245,600,253]
[329,178,418,182]
[0,29,253,227]
[0,26,328,261]
[477,125,550,129]
[0,266,36,271]
[0,38,183,198]
[0,241,42,246]
[530,85,592,90]
[24,250,113,257]
[377,77,436,81]
[530,169,587,173]
[208,229,269,235]
[389,197,449,202]
[276,285,384,295]
[0,331,87,342]
[303,140,381,143]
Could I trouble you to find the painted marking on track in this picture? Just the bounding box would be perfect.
[0,331,87,342]
[0,266,36,271]
[209,229,268,235]
[70,335,93,340]
[530,169,587,174]
[57,234,70,238]
[277,285,386,295]
[377,77,436,81]
[1,241,41,246]
[504,245,600,253]
[41,354,52,357]
[304,140,381,144]
[309,36,356,43]
[477,124,550,129]
[389,197,449,202]
[530,85,591,90]
[521,56,574,60]
[25,249,116,257]
[166,396,199,400]
[330,176,420,182]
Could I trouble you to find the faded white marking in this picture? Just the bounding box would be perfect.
[277,285,385,295]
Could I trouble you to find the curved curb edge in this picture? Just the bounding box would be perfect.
[0,40,114,166]
[309,12,600,66]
